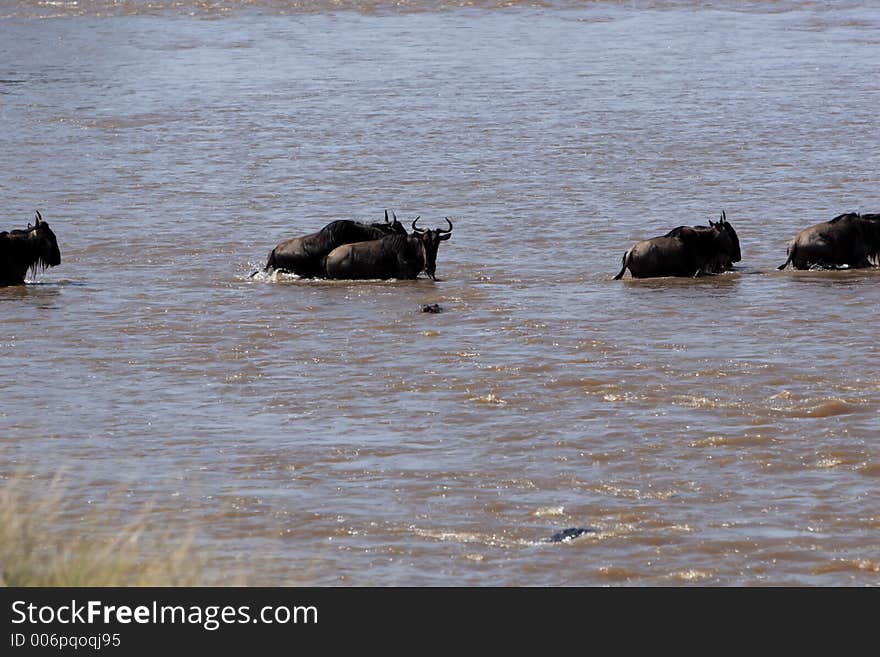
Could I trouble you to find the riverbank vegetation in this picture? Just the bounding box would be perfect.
[0,475,201,586]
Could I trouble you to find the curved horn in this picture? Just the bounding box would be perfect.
[721,210,727,223]
[438,217,453,233]
[411,216,423,233]
[385,209,390,223]
[392,210,397,223]
[34,210,43,225]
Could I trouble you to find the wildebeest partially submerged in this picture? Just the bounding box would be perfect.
[259,210,406,278]
[323,217,453,280]
[613,212,741,280]
[777,212,880,270]
[0,211,61,286]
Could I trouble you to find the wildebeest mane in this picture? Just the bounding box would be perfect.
[828,212,860,224]
[1,230,52,279]
[377,234,411,251]
[319,220,387,248]
[27,244,55,278]
[663,225,691,239]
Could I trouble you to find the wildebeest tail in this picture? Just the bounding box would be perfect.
[777,244,795,270]
[613,249,630,280]
[251,248,276,278]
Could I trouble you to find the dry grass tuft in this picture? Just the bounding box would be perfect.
[0,475,203,587]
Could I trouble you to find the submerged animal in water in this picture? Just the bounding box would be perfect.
[546,527,595,543]
[323,217,453,280]
[259,210,406,278]
[613,211,741,279]
[777,212,880,270]
[0,210,62,286]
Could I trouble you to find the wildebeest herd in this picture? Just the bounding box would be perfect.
[613,210,880,278]
[2,208,880,287]
[259,210,454,281]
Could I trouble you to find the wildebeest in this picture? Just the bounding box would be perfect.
[777,212,880,270]
[546,527,596,543]
[613,212,741,279]
[323,217,453,280]
[0,210,61,286]
[259,210,407,278]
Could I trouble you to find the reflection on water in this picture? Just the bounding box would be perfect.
[1,1,879,586]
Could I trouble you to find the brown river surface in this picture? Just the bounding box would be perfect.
[1,1,878,585]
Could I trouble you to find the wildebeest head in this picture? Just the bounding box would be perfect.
[28,210,61,272]
[863,213,880,253]
[411,217,453,280]
[709,210,741,264]
[370,210,407,236]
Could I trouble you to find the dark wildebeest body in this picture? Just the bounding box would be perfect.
[546,527,596,543]
[323,218,453,280]
[614,212,741,280]
[665,217,741,274]
[0,211,61,286]
[261,211,406,278]
[777,212,880,270]
[615,234,704,279]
